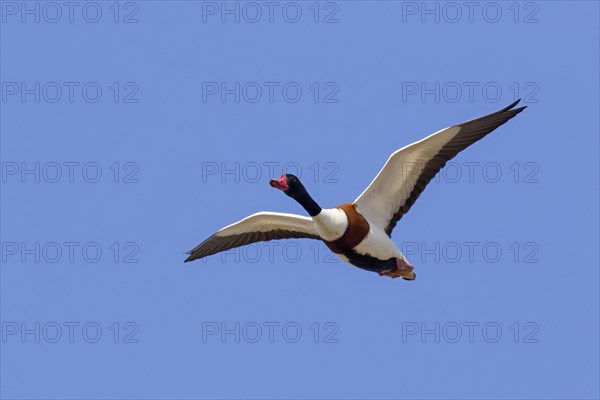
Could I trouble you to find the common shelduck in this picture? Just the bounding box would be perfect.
[185,100,527,280]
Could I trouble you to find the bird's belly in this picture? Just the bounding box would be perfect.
[328,228,401,273]
[334,250,396,273]
[353,227,402,260]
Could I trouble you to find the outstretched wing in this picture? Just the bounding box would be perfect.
[185,212,321,262]
[354,100,527,236]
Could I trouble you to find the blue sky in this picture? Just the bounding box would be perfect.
[1,1,599,399]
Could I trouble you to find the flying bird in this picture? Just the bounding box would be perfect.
[185,100,527,280]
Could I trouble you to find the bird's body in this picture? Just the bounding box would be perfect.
[312,208,348,242]
[317,202,408,276]
[185,100,527,280]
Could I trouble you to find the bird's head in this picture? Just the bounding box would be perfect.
[269,174,305,198]
[269,174,321,216]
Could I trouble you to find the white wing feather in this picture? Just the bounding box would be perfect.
[185,212,320,261]
[354,126,460,230]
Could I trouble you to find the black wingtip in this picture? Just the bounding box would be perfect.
[502,98,521,112]
[509,106,527,117]
[184,252,195,263]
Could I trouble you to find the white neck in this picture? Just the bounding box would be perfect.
[312,208,348,241]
